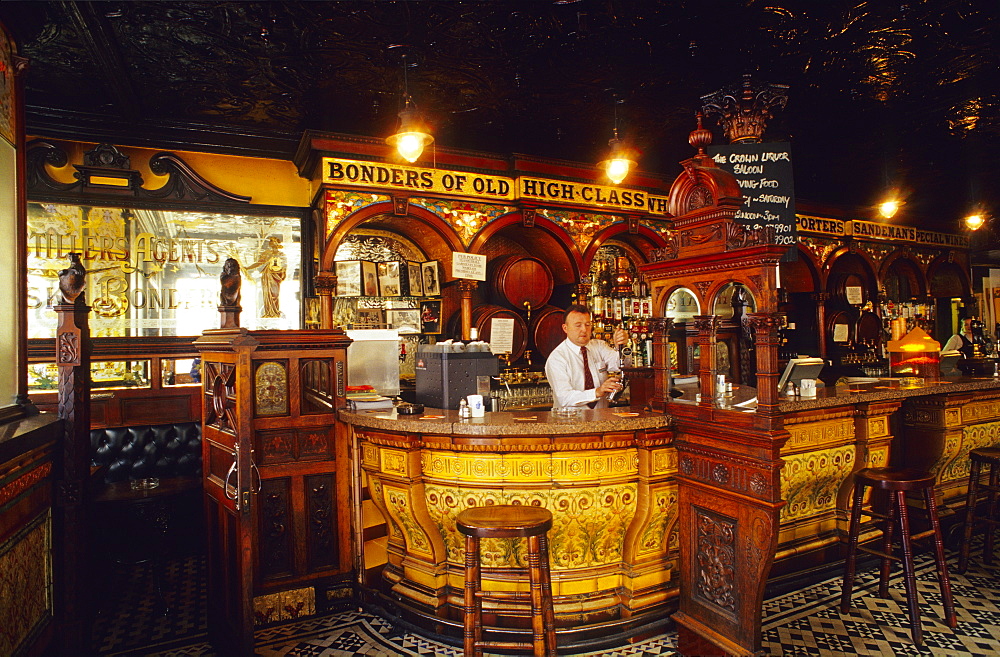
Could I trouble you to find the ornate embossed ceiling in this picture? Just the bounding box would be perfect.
[1,1,998,236]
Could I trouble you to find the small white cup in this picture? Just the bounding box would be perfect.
[799,378,817,397]
[467,394,485,417]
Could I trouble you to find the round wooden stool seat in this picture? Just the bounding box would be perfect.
[840,467,956,645]
[458,504,556,657]
[853,467,935,491]
[456,505,553,539]
[970,447,1000,464]
[958,447,1000,573]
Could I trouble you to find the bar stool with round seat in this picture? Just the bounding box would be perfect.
[456,504,556,657]
[839,467,957,645]
[957,446,1000,573]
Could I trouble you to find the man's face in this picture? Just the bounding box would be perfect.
[563,310,593,347]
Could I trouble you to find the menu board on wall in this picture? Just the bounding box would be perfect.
[707,142,797,247]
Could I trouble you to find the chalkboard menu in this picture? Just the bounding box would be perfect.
[707,142,797,247]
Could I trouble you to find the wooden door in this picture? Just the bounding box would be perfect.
[201,350,256,655]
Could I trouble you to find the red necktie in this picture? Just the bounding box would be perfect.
[581,346,597,408]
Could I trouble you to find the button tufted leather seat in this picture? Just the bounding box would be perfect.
[90,422,202,483]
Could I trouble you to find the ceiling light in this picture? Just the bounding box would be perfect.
[386,97,433,163]
[878,200,900,219]
[598,98,636,185]
[964,214,985,231]
[386,52,433,163]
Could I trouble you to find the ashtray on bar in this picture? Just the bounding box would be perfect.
[130,477,160,490]
[551,406,584,420]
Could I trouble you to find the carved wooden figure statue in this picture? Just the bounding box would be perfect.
[220,258,242,308]
[219,257,242,329]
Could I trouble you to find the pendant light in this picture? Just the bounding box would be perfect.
[386,52,433,163]
[598,97,636,185]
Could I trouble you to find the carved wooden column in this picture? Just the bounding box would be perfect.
[53,255,92,655]
[693,315,719,405]
[458,279,478,340]
[814,292,830,360]
[313,271,337,330]
[649,317,673,411]
[748,313,783,422]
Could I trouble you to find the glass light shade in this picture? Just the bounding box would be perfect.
[605,158,632,184]
[598,138,636,185]
[386,103,433,163]
[878,200,900,219]
[387,131,433,163]
[965,214,985,230]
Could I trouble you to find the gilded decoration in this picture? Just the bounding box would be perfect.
[0,518,51,657]
[253,586,316,625]
[783,418,854,453]
[384,484,433,557]
[537,208,620,253]
[867,416,888,438]
[651,448,677,475]
[325,190,390,236]
[410,198,515,247]
[857,241,894,265]
[695,507,737,614]
[963,400,1000,425]
[254,361,288,416]
[424,484,638,570]
[636,486,678,558]
[942,420,1000,483]
[380,448,409,476]
[780,445,855,522]
[798,236,839,265]
[421,449,638,483]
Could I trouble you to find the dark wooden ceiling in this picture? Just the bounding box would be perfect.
[2,1,998,235]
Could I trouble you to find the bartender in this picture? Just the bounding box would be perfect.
[545,304,628,408]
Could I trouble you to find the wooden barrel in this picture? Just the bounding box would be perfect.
[449,305,528,363]
[489,255,553,310]
[530,304,566,359]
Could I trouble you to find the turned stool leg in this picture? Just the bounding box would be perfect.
[840,480,866,613]
[924,487,957,628]
[878,490,898,599]
[985,462,1000,565]
[895,490,923,644]
[958,456,983,574]
[464,534,483,657]
[527,534,547,657]
[539,534,556,657]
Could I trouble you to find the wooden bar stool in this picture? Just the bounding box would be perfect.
[456,505,556,657]
[958,446,1000,573]
[840,467,957,645]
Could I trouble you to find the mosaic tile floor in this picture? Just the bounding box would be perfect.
[94,540,1000,656]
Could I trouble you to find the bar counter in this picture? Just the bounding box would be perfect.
[341,375,1000,643]
[340,406,676,643]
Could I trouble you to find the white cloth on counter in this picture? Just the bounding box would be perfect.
[545,337,621,409]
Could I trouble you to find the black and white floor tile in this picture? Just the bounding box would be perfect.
[94,540,1000,656]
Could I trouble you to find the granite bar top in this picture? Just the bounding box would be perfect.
[340,406,670,435]
[775,375,1000,411]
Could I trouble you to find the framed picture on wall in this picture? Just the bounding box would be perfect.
[379,261,402,297]
[387,308,421,334]
[353,308,384,328]
[361,261,379,297]
[421,260,440,296]
[335,260,362,297]
[420,300,442,334]
[407,261,423,297]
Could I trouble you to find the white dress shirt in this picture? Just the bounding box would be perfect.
[545,337,621,409]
